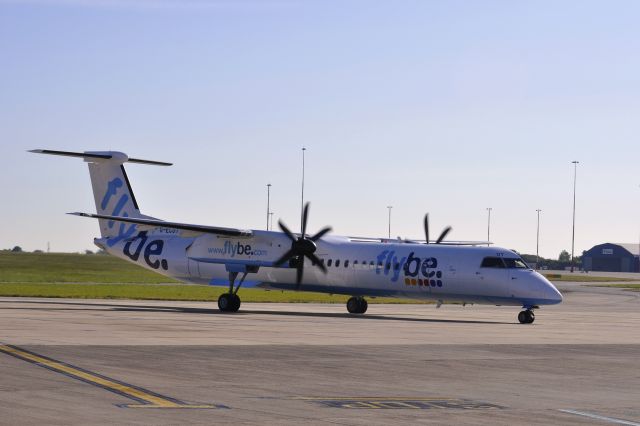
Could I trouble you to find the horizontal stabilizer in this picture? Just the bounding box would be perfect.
[29,149,172,166]
[69,212,252,237]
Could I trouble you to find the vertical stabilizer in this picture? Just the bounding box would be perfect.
[85,151,141,241]
[30,149,171,245]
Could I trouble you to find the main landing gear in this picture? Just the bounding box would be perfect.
[347,296,368,314]
[218,270,253,313]
[518,309,535,324]
[218,293,241,312]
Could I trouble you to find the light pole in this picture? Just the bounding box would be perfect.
[266,183,271,231]
[301,147,306,233]
[486,207,492,246]
[269,212,274,231]
[387,206,392,239]
[536,209,542,270]
[571,161,579,272]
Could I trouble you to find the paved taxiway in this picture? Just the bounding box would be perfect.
[0,281,639,425]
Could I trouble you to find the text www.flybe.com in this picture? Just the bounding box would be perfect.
[208,241,268,257]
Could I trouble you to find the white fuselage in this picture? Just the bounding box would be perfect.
[98,228,563,308]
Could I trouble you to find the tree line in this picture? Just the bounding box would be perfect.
[520,250,583,270]
[2,246,107,255]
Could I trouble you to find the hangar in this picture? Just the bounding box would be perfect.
[582,243,640,273]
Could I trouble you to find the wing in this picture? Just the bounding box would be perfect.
[69,212,253,237]
[347,236,491,246]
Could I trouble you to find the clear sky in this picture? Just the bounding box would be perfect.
[1,0,639,259]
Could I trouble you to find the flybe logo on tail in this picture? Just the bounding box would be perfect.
[102,177,136,247]
[376,250,444,287]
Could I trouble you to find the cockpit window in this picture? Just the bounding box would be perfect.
[503,258,529,269]
[481,257,505,268]
[481,256,530,269]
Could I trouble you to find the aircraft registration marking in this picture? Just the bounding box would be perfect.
[294,397,504,410]
[0,343,227,409]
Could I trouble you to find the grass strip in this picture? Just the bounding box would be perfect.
[543,274,638,282]
[0,282,427,303]
[0,252,179,284]
[591,284,640,291]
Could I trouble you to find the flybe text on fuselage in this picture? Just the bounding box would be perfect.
[375,249,444,287]
[123,231,169,271]
[208,241,268,258]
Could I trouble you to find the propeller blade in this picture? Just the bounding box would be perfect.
[424,214,430,244]
[310,226,332,242]
[306,252,327,273]
[275,203,332,288]
[295,261,304,289]
[278,220,296,242]
[273,248,296,267]
[301,202,310,237]
[435,226,452,244]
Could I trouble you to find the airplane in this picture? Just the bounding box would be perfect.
[31,149,563,324]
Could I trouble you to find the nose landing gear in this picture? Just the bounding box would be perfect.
[347,296,368,314]
[518,309,535,324]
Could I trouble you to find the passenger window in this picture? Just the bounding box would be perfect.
[327,259,332,267]
[370,261,375,269]
[335,259,341,267]
[385,262,391,271]
[354,260,358,267]
[481,257,505,268]
[344,260,349,268]
[394,262,400,270]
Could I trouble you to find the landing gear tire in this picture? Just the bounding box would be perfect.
[218,293,241,313]
[518,310,535,324]
[347,297,368,314]
[231,294,240,311]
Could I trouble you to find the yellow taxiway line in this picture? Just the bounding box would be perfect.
[0,343,225,409]
[293,396,504,410]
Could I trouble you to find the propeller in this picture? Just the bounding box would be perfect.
[273,203,332,289]
[424,213,452,244]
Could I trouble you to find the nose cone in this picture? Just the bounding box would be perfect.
[543,280,563,305]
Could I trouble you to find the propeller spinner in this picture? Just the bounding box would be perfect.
[273,203,332,289]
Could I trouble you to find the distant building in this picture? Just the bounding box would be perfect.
[582,243,640,273]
